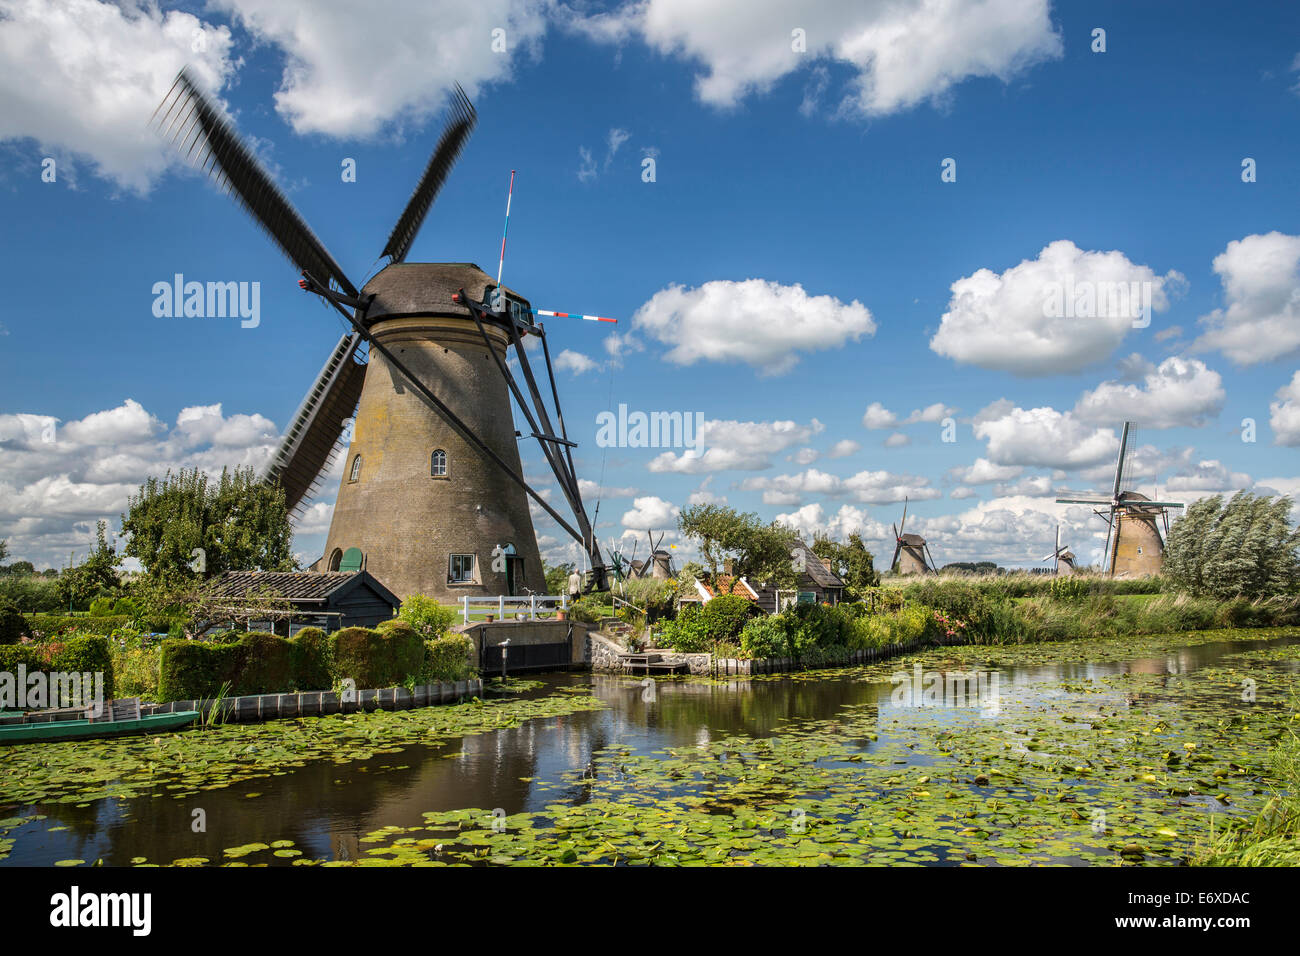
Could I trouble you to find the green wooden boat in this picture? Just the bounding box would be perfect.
[0,709,200,745]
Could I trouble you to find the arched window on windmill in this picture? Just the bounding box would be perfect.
[349,454,362,482]
[431,448,448,478]
[328,548,343,571]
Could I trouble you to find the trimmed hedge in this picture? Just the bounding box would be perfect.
[159,631,324,701]
[423,634,475,682]
[28,614,130,637]
[330,622,424,689]
[290,627,332,691]
[0,635,115,701]
[157,623,432,701]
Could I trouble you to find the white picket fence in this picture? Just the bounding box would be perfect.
[459,593,569,625]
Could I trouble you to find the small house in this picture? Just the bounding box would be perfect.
[203,570,401,634]
[751,541,845,613]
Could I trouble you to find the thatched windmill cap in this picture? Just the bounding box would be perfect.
[361,262,531,322]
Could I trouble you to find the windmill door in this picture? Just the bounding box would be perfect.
[506,556,525,595]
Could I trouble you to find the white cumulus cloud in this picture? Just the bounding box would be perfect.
[1073,356,1225,429]
[632,279,875,375]
[0,0,237,191]
[1192,231,1300,365]
[567,0,1061,116]
[930,240,1183,375]
[620,495,679,530]
[1269,371,1300,446]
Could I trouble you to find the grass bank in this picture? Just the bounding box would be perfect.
[1194,703,1300,866]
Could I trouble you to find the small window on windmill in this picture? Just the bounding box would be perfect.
[1136,546,1143,554]
[349,454,362,482]
[431,449,448,478]
[449,553,476,584]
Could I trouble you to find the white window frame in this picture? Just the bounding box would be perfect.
[448,553,477,584]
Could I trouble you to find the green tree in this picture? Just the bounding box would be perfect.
[812,532,881,594]
[543,560,575,596]
[398,593,457,638]
[677,504,798,587]
[0,539,8,563]
[55,520,122,610]
[121,467,294,580]
[1164,492,1300,599]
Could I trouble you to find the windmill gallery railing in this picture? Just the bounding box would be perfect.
[459,593,570,625]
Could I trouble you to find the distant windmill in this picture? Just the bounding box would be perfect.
[890,497,936,575]
[1040,525,1076,575]
[644,530,675,580]
[1055,421,1184,577]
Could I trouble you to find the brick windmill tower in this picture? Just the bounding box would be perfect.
[1056,421,1184,577]
[155,73,608,601]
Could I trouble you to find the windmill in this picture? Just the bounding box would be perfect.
[889,496,936,575]
[1054,421,1184,577]
[636,530,675,580]
[1039,525,1075,575]
[153,71,611,601]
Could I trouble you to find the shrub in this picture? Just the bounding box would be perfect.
[0,600,27,645]
[111,640,161,699]
[423,634,475,682]
[568,594,608,625]
[398,594,457,639]
[846,613,893,649]
[739,615,787,658]
[0,635,115,701]
[232,632,295,695]
[620,578,677,621]
[26,614,130,638]
[701,594,760,642]
[158,636,250,701]
[289,627,332,691]
[329,623,424,689]
[657,605,711,653]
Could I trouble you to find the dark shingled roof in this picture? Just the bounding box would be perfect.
[207,571,399,607]
[899,533,927,546]
[792,541,845,589]
[361,262,530,322]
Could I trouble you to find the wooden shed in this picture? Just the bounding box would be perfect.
[752,541,846,613]
[204,570,401,634]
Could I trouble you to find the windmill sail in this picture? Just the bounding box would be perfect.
[152,69,358,297]
[382,84,477,263]
[265,333,367,515]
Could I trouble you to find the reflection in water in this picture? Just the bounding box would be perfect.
[3,633,1296,866]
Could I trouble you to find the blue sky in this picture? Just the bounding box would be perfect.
[1,0,1298,573]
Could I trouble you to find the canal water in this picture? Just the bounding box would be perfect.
[3,630,1298,866]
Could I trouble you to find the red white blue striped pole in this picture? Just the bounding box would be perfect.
[495,169,515,293]
[530,309,617,324]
